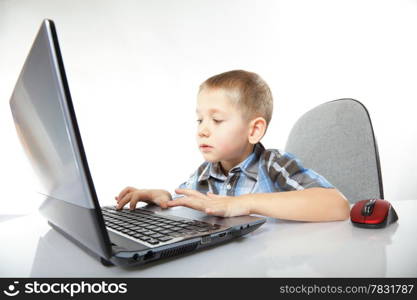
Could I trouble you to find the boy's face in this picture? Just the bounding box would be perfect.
[196,88,253,169]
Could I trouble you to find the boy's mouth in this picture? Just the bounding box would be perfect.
[199,144,213,152]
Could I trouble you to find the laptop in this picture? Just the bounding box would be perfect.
[9,19,266,267]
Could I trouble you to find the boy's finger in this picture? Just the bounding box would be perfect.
[167,198,186,207]
[169,197,206,212]
[129,198,138,211]
[175,189,204,197]
[158,200,169,209]
[116,193,132,210]
[174,188,187,195]
[153,197,170,209]
[205,208,213,214]
[117,187,133,202]
[167,197,197,209]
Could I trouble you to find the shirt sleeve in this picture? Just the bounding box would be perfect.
[264,150,334,191]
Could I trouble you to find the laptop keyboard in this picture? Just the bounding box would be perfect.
[101,206,220,246]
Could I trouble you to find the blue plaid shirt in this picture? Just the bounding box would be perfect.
[173,143,333,198]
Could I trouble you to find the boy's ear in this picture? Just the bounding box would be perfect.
[248,117,267,144]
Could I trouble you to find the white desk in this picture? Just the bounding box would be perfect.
[1,200,416,277]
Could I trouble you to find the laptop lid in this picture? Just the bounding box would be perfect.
[9,19,112,259]
[10,20,267,265]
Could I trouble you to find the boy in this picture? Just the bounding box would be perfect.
[115,70,350,221]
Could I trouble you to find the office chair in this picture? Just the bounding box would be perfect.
[285,99,384,203]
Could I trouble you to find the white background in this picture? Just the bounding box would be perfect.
[1,0,416,214]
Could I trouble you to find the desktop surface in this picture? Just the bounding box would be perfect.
[0,199,416,277]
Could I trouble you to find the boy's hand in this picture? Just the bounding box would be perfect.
[115,187,171,210]
[167,189,251,217]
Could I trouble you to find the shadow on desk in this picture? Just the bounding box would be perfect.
[28,218,399,277]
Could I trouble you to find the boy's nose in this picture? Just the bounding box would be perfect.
[198,127,210,137]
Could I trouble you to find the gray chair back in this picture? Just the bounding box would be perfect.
[285,99,383,203]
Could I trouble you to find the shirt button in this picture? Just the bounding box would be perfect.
[226,184,232,190]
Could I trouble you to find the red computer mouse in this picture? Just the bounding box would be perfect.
[350,199,398,228]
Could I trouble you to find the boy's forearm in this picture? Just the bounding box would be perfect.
[240,188,350,222]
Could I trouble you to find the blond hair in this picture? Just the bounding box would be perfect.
[199,70,273,126]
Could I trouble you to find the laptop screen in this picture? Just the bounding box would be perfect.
[9,19,113,259]
[9,20,96,210]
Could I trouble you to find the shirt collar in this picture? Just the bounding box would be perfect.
[197,142,265,182]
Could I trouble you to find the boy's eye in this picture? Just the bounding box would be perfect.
[196,118,223,124]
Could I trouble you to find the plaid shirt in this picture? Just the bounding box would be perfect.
[173,143,333,199]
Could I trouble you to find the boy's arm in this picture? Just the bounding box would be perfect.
[241,187,350,222]
[168,187,350,221]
